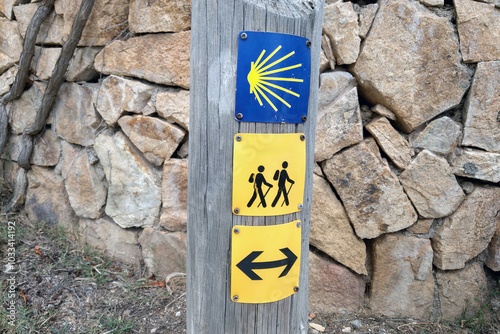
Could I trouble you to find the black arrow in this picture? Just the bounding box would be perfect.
[236,247,298,280]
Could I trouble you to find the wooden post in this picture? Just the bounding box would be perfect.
[187,0,324,332]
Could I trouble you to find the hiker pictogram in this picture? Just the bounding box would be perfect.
[247,165,273,208]
[232,133,306,216]
[272,161,295,207]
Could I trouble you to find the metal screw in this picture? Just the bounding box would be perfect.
[298,204,303,210]
[236,113,243,120]
[234,208,240,214]
[240,33,247,40]
[306,40,311,48]
[296,221,301,228]
[236,135,242,142]
[293,286,300,292]
[301,115,307,122]
[234,227,240,234]
[232,295,239,301]
[300,134,305,141]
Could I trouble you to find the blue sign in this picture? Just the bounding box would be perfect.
[235,31,311,124]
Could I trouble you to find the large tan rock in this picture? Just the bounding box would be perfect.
[317,71,353,107]
[462,61,500,153]
[129,0,191,34]
[357,3,378,39]
[322,141,417,239]
[95,32,190,89]
[436,262,489,321]
[0,18,22,74]
[94,131,162,228]
[0,65,16,96]
[323,2,360,65]
[61,0,129,46]
[412,116,461,155]
[311,174,367,275]
[155,90,190,130]
[66,47,101,82]
[0,0,25,20]
[1,159,20,188]
[25,166,78,229]
[455,0,500,63]
[407,218,434,235]
[57,140,80,179]
[95,75,155,126]
[31,129,60,167]
[486,221,500,271]
[62,144,107,219]
[31,47,61,80]
[320,34,336,70]
[118,115,185,167]
[370,233,434,320]
[371,104,397,121]
[400,150,465,218]
[352,0,472,132]
[315,73,363,162]
[308,252,365,314]
[53,83,101,146]
[139,228,187,277]
[432,186,500,270]
[0,134,21,162]
[451,149,500,183]
[365,117,413,169]
[161,159,188,232]
[13,3,65,45]
[9,82,46,134]
[79,217,141,265]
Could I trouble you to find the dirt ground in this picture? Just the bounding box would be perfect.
[1,181,499,334]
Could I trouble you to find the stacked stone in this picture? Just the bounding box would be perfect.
[0,0,190,275]
[311,0,500,321]
[1,0,499,322]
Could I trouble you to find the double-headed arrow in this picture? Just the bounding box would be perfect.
[236,247,297,280]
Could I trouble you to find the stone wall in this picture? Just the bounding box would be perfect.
[1,0,499,322]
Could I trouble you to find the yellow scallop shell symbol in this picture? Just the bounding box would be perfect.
[247,45,303,111]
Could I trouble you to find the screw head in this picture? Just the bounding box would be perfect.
[234,227,240,234]
[301,115,307,122]
[240,33,247,40]
[234,208,240,214]
[300,134,305,141]
[236,135,242,142]
[306,40,311,48]
[298,204,303,210]
[296,221,301,228]
[232,295,239,301]
[236,113,243,120]
[293,286,300,292]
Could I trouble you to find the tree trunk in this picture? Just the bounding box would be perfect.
[187,0,324,332]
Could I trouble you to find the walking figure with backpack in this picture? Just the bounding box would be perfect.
[271,161,295,207]
[247,165,273,208]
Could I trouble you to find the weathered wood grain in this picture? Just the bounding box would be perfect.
[187,1,324,332]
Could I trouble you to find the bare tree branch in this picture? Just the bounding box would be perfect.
[18,0,95,169]
[0,0,56,157]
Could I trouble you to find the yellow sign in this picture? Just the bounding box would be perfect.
[232,133,306,216]
[231,220,302,304]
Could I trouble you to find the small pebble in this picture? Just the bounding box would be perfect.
[175,311,181,317]
[342,327,352,333]
[351,319,362,329]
